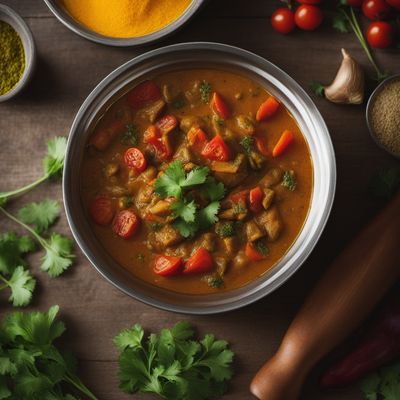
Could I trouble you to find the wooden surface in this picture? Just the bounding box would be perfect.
[0,1,399,399]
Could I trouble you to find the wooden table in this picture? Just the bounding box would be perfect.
[1,1,398,399]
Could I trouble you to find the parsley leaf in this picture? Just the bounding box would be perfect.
[198,201,221,231]
[171,199,197,223]
[215,222,236,238]
[200,81,212,103]
[18,200,60,233]
[0,306,98,399]
[43,136,68,179]
[181,166,209,188]
[4,266,36,307]
[41,233,74,278]
[121,124,139,146]
[240,136,254,155]
[114,321,234,400]
[202,177,225,202]
[282,170,297,191]
[155,161,186,198]
[0,233,34,275]
[254,239,269,257]
[173,219,198,239]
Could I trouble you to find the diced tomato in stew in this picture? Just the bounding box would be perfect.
[272,130,294,157]
[187,126,208,151]
[254,136,270,157]
[128,81,162,109]
[245,242,265,261]
[144,125,172,162]
[249,187,264,213]
[124,147,147,172]
[211,92,231,119]
[89,197,114,226]
[155,115,178,135]
[201,134,231,161]
[112,210,140,239]
[256,97,280,122]
[153,255,183,276]
[183,247,214,274]
[230,189,249,205]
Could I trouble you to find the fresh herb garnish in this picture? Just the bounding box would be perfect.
[114,321,234,400]
[233,203,246,215]
[254,239,269,256]
[0,201,74,279]
[0,137,67,204]
[240,136,254,155]
[0,306,98,399]
[282,171,297,191]
[155,161,225,238]
[310,81,325,97]
[200,81,211,103]
[121,124,139,146]
[207,276,224,289]
[361,362,400,400]
[215,222,236,238]
[369,167,400,200]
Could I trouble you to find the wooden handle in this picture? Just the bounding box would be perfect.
[250,193,400,400]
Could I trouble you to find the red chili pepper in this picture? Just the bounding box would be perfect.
[321,293,400,388]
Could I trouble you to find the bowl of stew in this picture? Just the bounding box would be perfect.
[64,42,336,314]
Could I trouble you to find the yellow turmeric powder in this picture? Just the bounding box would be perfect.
[60,0,192,38]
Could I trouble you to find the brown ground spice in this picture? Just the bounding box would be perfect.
[370,78,400,156]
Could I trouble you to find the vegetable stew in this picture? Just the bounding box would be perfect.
[80,69,313,294]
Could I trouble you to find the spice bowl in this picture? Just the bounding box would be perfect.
[43,0,205,47]
[0,4,36,102]
[366,74,400,159]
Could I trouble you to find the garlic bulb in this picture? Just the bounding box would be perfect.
[324,48,365,105]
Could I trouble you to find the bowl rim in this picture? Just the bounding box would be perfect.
[0,4,36,102]
[42,0,205,47]
[366,74,400,160]
[63,42,336,314]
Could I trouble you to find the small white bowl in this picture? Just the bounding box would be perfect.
[0,4,36,102]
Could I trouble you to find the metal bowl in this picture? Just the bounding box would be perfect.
[0,4,36,102]
[63,42,336,314]
[43,0,205,47]
[366,74,400,160]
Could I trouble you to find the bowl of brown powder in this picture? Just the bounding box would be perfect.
[367,75,400,159]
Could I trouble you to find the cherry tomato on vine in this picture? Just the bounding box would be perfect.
[362,0,391,20]
[271,8,296,34]
[294,5,324,31]
[296,0,321,3]
[345,0,364,6]
[367,21,393,48]
[385,0,400,9]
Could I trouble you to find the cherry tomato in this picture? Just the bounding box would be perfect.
[362,0,391,20]
[211,92,231,119]
[153,255,183,276]
[155,115,178,135]
[201,134,231,161]
[271,8,296,34]
[127,80,161,109]
[294,5,324,31]
[124,147,147,172]
[89,197,114,226]
[249,187,264,213]
[345,0,364,5]
[367,21,393,48]
[112,210,140,239]
[296,0,321,3]
[183,248,214,275]
[386,0,400,10]
[256,97,280,121]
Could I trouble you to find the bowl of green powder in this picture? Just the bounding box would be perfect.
[0,4,36,102]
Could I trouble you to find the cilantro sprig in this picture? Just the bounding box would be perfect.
[0,137,67,204]
[114,321,234,400]
[155,161,225,238]
[0,305,98,399]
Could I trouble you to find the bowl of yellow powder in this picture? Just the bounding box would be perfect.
[43,0,204,46]
[0,4,36,102]
[367,74,400,159]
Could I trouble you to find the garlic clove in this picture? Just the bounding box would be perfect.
[324,48,365,105]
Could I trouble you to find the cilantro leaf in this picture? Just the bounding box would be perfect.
[310,81,325,97]
[43,136,67,179]
[18,200,60,233]
[281,170,297,191]
[197,201,221,231]
[6,267,36,307]
[0,233,34,275]
[181,167,209,188]
[155,161,185,198]
[173,219,198,239]
[41,233,74,278]
[361,363,400,400]
[333,13,351,33]
[171,199,197,223]
[114,321,234,400]
[202,177,225,202]
[200,81,211,103]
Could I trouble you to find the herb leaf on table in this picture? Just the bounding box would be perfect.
[361,363,400,400]
[18,200,60,233]
[114,321,234,400]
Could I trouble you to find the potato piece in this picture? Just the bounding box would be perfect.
[162,84,180,103]
[248,151,266,170]
[246,220,265,242]
[140,166,157,182]
[222,237,238,255]
[185,80,201,103]
[173,144,193,163]
[262,188,275,210]
[148,224,183,252]
[232,250,248,270]
[236,115,255,135]
[104,162,119,178]
[215,256,229,276]
[210,154,247,174]
[180,116,204,133]
[197,233,217,252]
[261,167,283,188]
[148,200,172,217]
[138,99,166,123]
[257,207,282,242]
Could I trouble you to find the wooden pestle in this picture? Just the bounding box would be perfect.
[250,193,400,400]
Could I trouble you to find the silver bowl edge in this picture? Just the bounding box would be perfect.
[63,42,337,315]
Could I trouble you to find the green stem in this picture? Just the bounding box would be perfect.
[64,373,99,400]
[0,206,46,248]
[0,275,9,290]
[0,174,49,202]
